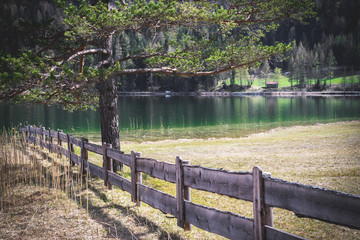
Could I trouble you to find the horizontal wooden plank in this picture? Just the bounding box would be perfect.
[107,148,131,166]
[137,158,176,183]
[70,136,81,147]
[138,184,177,217]
[85,142,103,155]
[185,201,253,239]
[88,162,104,179]
[49,130,57,138]
[70,152,80,165]
[43,130,50,137]
[108,171,131,193]
[35,127,41,135]
[264,177,360,230]
[183,165,253,201]
[58,132,67,142]
[29,126,36,134]
[265,226,307,240]
[59,147,68,156]
[49,143,56,153]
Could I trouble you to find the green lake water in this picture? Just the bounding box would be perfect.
[1,96,359,141]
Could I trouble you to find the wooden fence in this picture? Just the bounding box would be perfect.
[20,125,360,240]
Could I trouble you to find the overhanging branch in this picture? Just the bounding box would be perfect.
[117,55,273,77]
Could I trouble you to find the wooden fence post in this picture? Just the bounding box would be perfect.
[253,166,265,240]
[57,130,62,157]
[103,143,112,190]
[39,126,42,148]
[42,126,46,149]
[176,156,191,231]
[263,172,273,227]
[33,126,37,146]
[80,138,88,175]
[27,125,31,142]
[39,126,44,149]
[48,128,53,152]
[67,134,75,166]
[131,151,142,206]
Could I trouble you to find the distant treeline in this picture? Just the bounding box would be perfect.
[117,0,360,91]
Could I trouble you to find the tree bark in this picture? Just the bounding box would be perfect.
[98,77,123,171]
[97,31,123,171]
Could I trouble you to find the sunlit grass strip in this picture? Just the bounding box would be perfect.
[78,117,358,143]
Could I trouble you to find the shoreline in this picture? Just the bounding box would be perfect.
[118,90,360,97]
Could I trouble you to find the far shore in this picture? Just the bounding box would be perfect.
[118,90,360,97]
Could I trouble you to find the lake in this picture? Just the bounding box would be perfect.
[1,96,359,141]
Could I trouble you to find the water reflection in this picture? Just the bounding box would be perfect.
[0,96,359,140]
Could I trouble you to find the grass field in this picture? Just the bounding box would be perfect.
[1,121,360,239]
[221,74,360,89]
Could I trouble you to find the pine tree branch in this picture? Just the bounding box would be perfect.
[117,54,274,77]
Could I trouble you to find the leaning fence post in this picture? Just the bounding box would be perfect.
[176,156,191,231]
[131,151,142,206]
[80,137,88,175]
[253,166,265,240]
[103,143,112,190]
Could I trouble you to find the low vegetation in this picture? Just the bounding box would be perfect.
[1,121,360,239]
[221,74,360,91]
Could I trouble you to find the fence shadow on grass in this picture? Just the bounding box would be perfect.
[81,182,183,239]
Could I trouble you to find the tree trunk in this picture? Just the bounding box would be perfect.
[98,77,123,171]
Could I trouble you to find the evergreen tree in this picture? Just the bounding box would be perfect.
[288,56,295,90]
[327,50,337,86]
[260,59,271,86]
[273,67,282,81]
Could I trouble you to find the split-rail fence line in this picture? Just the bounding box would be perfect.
[19,125,360,240]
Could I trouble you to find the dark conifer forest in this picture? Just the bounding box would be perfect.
[1,0,359,92]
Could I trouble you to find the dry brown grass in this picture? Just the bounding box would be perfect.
[0,186,110,240]
[1,121,359,239]
[119,121,360,239]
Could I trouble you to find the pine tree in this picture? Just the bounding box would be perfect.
[261,59,271,86]
[288,56,295,90]
[327,50,337,86]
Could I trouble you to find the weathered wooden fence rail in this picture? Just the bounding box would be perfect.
[20,125,360,240]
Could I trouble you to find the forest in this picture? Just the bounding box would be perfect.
[119,0,360,92]
[108,0,360,92]
[1,0,359,93]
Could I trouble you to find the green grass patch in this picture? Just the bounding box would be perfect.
[221,74,360,89]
